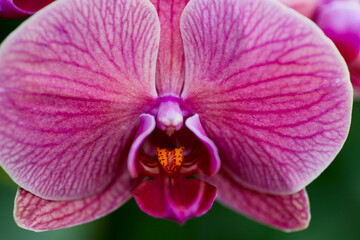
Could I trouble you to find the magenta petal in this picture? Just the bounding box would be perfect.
[0,0,54,18]
[132,176,217,223]
[207,171,310,232]
[150,0,188,96]
[128,114,156,178]
[166,177,217,223]
[181,0,352,194]
[14,165,133,231]
[0,0,160,200]
[132,179,167,218]
[185,114,221,176]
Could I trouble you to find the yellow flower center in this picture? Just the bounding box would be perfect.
[155,147,185,175]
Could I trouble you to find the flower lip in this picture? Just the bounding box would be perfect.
[127,100,220,179]
[185,115,221,176]
[133,124,216,178]
[131,174,217,224]
[128,107,220,223]
[128,114,156,178]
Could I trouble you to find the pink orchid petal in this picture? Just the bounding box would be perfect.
[14,164,133,231]
[0,0,160,200]
[166,176,217,223]
[150,0,188,96]
[0,0,53,18]
[128,114,156,178]
[185,114,221,176]
[207,170,310,232]
[180,0,352,194]
[277,0,322,19]
[132,176,217,223]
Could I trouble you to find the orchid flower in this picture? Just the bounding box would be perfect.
[0,0,54,18]
[0,0,352,232]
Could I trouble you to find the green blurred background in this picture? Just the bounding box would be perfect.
[1,18,359,240]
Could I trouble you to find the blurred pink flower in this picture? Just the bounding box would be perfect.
[0,0,352,232]
[277,0,322,18]
[316,0,360,96]
[279,0,360,96]
[0,0,54,18]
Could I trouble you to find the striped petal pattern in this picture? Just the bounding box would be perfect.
[181,0,352,195]
[14,164,134,231]
[0,0,160,200]
[207,170,310,231]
